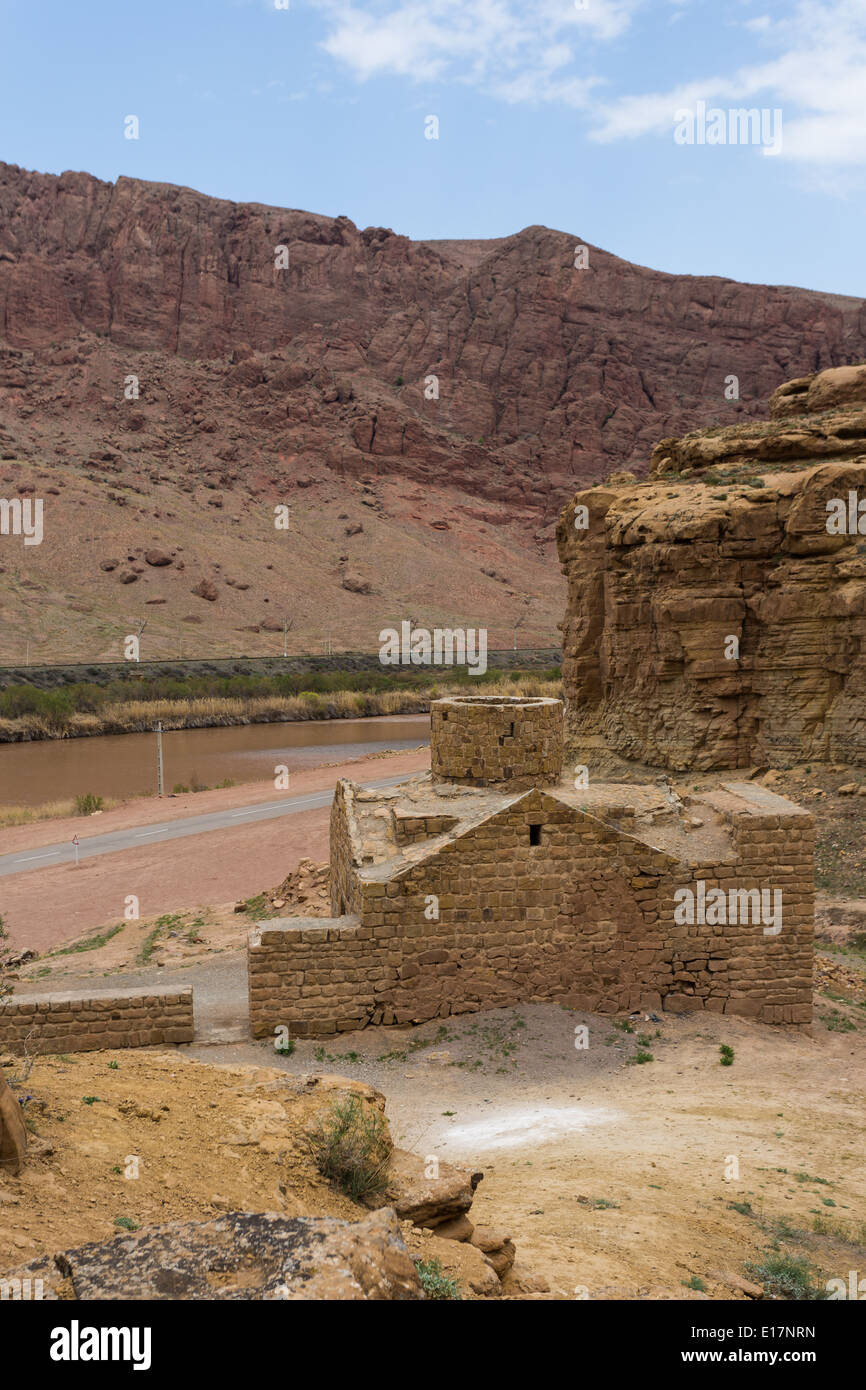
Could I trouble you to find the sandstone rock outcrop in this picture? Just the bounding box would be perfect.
[0,1208,423,1299]
[0,1072,26,1174]
[385,1148,481,1228]
[558,364,866,769]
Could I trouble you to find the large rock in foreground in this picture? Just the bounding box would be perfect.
[1,1208,423,1300]
[0,1073,26,1174]
[558,364,866,770]
[385,1147,481,1228]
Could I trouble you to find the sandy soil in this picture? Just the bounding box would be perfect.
[2,998,863,1300]
[0,747,429,954]
[0,1052,375,1269]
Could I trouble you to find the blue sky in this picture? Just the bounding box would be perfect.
[2,0,864,295]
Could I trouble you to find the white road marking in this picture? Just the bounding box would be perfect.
[0,772,412,875]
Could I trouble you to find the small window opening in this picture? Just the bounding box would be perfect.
[529,823,541,846]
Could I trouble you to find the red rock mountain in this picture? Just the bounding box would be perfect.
[1,161,865,662]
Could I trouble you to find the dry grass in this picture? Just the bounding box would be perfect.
[0,795,124,829]
[0,678,562,743]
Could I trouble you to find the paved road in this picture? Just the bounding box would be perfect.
[0,773,412,879]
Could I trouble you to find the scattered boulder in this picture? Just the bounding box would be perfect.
[432,1214,474,1243]
[402,1223,501,1297]
[0,1208,423,1300]
[385,1147,480,1228]
[341,571,373,595]
[470,1225,516,1277]
[144,550,172,567]
[500,1264,551,1296]
[0,1073,27,1175]
[239,859,330,917]
[191,579,218,602]
[725,1273,764,1299]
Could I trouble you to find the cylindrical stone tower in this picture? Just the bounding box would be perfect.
[430,695,564,790]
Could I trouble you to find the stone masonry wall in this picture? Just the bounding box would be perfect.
[431,696,563,789]
[0,988,194,1055]
[249,917,388,1037]
[249,790,813,1036]
[329,780,364,918]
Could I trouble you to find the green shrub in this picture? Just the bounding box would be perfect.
[306,1095,392,1202]
[74,792,104,816]
[720,1044,735,1066]
[746,1253,827,1300]
[415,1258,462,1300]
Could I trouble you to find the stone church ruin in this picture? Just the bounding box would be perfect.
[248,696,814,1038]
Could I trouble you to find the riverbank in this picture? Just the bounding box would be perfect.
[0,745,431,951]
[0,674,561,743]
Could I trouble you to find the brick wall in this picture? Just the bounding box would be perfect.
[431,695,563,789]
[0,987,194,1055]
[249,917,388,1037]
[249,788,813,1037]
[329,780,364,918]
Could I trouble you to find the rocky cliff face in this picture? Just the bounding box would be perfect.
[3,160,866,504]
[557,365,866,770]
[2,160,866,659]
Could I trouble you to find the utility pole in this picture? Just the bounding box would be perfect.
[154,721,164,798]
[512,600,531,655]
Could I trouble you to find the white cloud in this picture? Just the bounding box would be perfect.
[313,0,639,90]
[589,0,866,165]
[311,0,866,169]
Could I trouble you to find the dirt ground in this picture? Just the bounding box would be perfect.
[0,1053,419,1281]
[2,992,864,1300]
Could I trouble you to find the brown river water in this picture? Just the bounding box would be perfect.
[0,714,431,807]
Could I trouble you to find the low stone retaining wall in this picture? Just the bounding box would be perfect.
[249,917,383,1038]
[0,987,194,1054]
